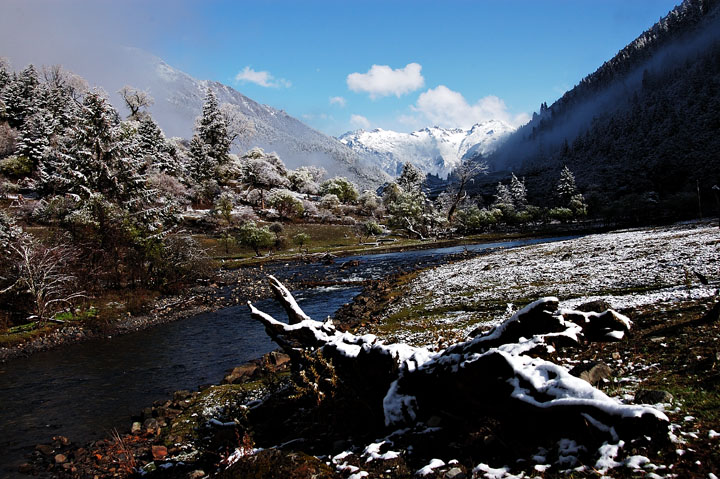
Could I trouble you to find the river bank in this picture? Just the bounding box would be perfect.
[15,222,719,478]
[0,225,578,363]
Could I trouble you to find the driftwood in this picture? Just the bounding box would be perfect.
[249,276,669,446]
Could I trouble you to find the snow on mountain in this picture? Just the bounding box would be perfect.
[10,45,388,189]
[338,120,514,178]
[124,48,390,188]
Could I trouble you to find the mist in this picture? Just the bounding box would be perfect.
[489,7,720,172]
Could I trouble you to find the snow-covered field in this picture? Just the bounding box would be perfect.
[380,222,719,346]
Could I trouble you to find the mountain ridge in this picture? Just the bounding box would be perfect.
[338,119,514,179]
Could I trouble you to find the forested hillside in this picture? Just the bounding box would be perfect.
[483,0,720,221]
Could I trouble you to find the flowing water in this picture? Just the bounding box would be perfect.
[0,235,575,474]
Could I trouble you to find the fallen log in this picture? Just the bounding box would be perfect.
[248,276,668,446]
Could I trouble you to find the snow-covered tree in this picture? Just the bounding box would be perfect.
[556,166,578,204]
[509,173,528,209]
[493,182,514,210]
[289,166,325,194]
[197,89,230,166]
[269,189,304,219]
[187,134,214,183]
[397,162,425,192]
[358,190,381,216]
[320,177,358,203]
[237,221,274,256]
[136,115,180,174]
[240,148,290,208]
[0,237,84,322]
[118,85,153,121]
[15,110,54,167]
[445,157,488,222]
[42,90,151,209]
[2,64,40,128]
[555,166,587,217]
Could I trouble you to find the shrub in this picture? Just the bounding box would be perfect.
[237,221,274,256]
[269,189,304,219]
[293,232,310,251]
[548,207,574,223]
[0,155,32,178]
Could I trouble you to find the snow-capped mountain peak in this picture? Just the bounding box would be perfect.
[338,120,515,178]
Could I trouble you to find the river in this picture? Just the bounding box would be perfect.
[0,235,575,475]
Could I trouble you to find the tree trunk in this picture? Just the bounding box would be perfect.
[249,276,669,445]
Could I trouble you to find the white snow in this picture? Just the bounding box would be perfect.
[338,120,514,178]
[382,224,720,347]
[417,458,445,475]
[362,441,400,461]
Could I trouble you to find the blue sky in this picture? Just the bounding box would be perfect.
[2,0,680,136]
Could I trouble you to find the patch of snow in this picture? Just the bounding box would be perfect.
[362,441,400,461]
[417,458,445,476]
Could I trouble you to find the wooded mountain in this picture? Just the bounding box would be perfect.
[481,0,720,220]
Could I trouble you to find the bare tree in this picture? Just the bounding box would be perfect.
[446,157,488,222]
[0,238,85,322]
[42,64,89,103]
[118,85,154,121]
[219,103,253,146]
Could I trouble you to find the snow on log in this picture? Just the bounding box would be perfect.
[248,277,668,444]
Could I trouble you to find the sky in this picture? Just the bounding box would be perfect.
[1,0,681,137]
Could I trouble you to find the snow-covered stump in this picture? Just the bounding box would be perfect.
[248,276,669,448]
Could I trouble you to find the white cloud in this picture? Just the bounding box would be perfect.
[235,66,291,88]
[347,63,424,99]
[408,85,529,128]
[329,96,346,107]
[350,114,371,129]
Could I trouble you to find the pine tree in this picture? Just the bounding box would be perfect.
[509,173,528,209]
[187,134,213,183]
[2,71,37,128]
[15,110,55,166]
[51,90,149,206]
[493,182,513,209]
[556,165,578,204]
[137,115,179,174]
[397,162,425,192]
[197,89,230,166]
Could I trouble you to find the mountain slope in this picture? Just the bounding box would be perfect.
[7,46,388,189]
[135,49,390,189]
[339,120,514,178]
[482,0,720,220]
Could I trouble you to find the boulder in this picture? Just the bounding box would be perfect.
[569,361,613,386]
[634,389,674,404]
[223,363,259,384]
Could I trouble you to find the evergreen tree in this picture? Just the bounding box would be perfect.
[197,89,230,166]
[48,90,149,206]
[137,116,179,174]
[493,182,513,210]
[2,67,41,128]
[397,162,425,192]
[15,110,55,166]
[187,134,213,183]
[509,173,528,210]
[556,165,578,204]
